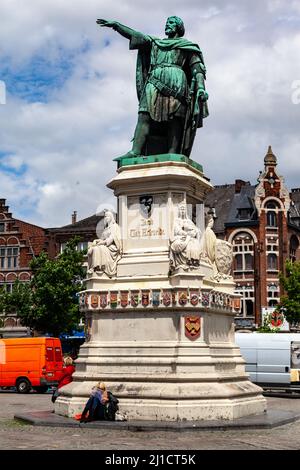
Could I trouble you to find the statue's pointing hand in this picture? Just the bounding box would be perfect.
[198,88,209,102]
[96,19,116,28]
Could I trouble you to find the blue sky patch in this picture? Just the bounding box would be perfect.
[0,40,91,103]
[0,152,27,177]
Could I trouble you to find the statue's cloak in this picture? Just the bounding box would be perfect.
[131,35,208,156]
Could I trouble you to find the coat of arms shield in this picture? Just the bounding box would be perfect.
[185,316,201,340]
[100,293,108,308]
[120,291,128,308]
[142,291,150,307]
[163,291,171,307]
[91,294,99,309]
[131,292,139,307]
[190,290,199,306]
[178,290,188,306]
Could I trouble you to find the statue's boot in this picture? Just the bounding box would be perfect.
[115,150,140,160]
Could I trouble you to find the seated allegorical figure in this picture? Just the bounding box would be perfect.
[170,203,202,271]
[87,210,122,277]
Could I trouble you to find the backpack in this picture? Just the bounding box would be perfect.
[105,391,119,421]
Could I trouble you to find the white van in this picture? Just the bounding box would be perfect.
[235,332,300,388]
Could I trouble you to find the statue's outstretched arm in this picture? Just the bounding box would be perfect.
[97,19,139,40]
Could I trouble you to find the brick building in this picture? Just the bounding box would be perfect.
[0,202,107,337]
[205,146,300,328]
[46,210,106,259]
[0,199,46,336]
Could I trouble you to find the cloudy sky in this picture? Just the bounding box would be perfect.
[0,0,300,227]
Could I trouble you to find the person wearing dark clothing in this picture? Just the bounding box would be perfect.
[80,382,119,423]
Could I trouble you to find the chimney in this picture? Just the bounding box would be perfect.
[72,211,77,225]
[235,179,248,193]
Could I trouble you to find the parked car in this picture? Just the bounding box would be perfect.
[235,332,300,389]
[0,337,63,393]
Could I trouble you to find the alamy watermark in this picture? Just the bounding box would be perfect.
[291,80,300,105]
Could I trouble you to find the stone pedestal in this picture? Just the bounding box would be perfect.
[55,156,266,421]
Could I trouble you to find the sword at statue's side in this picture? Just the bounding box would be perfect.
[180,70,197,156]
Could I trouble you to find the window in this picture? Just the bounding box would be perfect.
[232,232,254,273]
[0,223,4,232]
[245,254,254,270]
[266,211,277,227]
[265,200,280,228]
[60,241,88,253]
[245,299,254,316]
[0,246,19,269]
[238,209,251,220]
[267,254,278,271]
[234,286,255,319]
[55,347,62,362]
[266,201,277,209]
[234,254,243,270]
[0,283,13,293]
[5,283,13,293]
[46,347,54,361]
[77,242,88,251]
[290,235,299,262]
[60,243,67,253]
[0,248,5,268]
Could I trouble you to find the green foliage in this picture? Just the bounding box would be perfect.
[4,237,85,337]
[0,285,6,314]
[257,313,280,333]
[277,260,300,327]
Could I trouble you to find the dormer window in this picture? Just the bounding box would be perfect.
[238,209,251,220]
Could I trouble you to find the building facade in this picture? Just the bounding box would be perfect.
[0,199,46,336]
[205,147,300,328]
[1,147,299,333]
[46,211,106,259]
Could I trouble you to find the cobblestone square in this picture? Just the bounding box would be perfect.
[1,391,300,450]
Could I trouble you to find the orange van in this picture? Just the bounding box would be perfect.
[0,337,63,393]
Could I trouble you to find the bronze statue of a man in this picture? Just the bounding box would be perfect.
[97,16,209,158]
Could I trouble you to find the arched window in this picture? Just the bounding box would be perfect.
[232,232,254,273]
[265,200,279,227]
[266,201,277,209]
[267,253,278,271]
[268,299,278,307]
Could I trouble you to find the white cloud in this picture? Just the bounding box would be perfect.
[0,0,299,226]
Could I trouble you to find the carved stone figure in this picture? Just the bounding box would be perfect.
[199,216,216,265]
[200,216,233,281]
[170,203,201,271]
[214,240,233,280]
[87,210,122,277]
[97,16,208,158]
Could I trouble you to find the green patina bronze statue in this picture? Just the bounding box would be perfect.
[97,16,209,158]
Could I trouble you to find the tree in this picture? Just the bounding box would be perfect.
[277,260,300,327]
[0,287,5,328]
[5,238,86,337]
